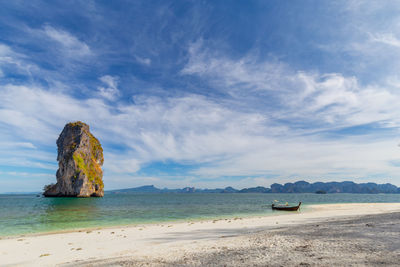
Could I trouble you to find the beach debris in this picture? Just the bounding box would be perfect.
[39,253,50,257]
[295,244,311,252]
[43,121,104,197]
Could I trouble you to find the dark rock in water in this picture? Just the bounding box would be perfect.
[43,121,104,197]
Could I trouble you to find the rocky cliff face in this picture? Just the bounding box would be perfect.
[44,121,104,197]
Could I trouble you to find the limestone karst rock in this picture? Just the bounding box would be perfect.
[44,121,104,197]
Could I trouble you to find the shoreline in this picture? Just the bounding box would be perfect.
[0,210,288,240]
[0,204,313,239]
[0,202,378,239]
[1,203,400,266]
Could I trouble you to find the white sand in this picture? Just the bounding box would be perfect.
[1,203,400,266]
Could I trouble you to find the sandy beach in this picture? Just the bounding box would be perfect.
[1,203,400,266]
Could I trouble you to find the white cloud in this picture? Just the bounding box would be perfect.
[2,29,400,190]
[0,142,36,149]
[0,84,88,143]
[181,40,287,94]
[0,43,15,57]
[0,171,52,177]
[0,84,263,165]
[369,32,400,48]
[0,43,38,78]
[192,137,400,180]
[97,75,120,100]
[135,56,151,66]
[43,25,91,57]
[105,158,141,174]
[181,41,400,130]
[1,82,400,187]
[2,38,400,188]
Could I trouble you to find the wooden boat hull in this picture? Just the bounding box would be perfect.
[271,202,301,211]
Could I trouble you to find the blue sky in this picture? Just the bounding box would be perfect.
[1,1,400,192]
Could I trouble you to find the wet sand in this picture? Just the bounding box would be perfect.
[1,203,400,266]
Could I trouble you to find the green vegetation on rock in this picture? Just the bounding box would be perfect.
[72,150,104,190]
[73,152,86,173]
[67,121,86,128]
[87,132,104,165]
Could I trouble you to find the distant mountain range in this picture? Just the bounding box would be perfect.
[108,181,400,194]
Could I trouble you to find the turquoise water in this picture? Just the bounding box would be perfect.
[0,193,399,237]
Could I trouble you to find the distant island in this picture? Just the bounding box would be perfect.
[109,181,400,194]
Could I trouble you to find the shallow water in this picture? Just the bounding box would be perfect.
[0,193,399,237]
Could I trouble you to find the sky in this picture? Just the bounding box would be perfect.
[1,0,400,192]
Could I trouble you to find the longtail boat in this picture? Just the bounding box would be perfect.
[271,202,301,211]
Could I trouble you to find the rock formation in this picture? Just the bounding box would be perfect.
[44,121,104,197]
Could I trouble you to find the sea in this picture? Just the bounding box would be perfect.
[1,193,400,237]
